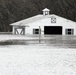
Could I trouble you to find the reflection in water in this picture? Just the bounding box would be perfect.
[0,35,76,48]
[0,38,76,48]
[44,40,76,48]
[0,40,41,45]
[0,40,28,45]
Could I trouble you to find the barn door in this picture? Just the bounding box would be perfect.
[44,26,62,35]
[15,28,25,35]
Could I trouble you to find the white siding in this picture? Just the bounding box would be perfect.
[25,16,76,35]
[12,15,76,35]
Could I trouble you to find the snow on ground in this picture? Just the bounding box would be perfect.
[0,45,76,75]
[0,35,76,75]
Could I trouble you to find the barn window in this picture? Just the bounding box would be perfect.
[45,11,49,15]
[51,17,56,23]
[65,29,74,35]
[33,29,41,34]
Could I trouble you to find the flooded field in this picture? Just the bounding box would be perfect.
[0,35,76,48]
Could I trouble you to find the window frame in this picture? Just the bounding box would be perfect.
[45,11,48,15]
[65,29,74,35]
[33,29,41,34]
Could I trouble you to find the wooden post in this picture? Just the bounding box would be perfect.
[39,26,41,43]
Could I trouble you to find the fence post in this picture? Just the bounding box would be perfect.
[39,26,41,43]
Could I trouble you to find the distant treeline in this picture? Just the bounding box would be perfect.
[0,0,76,32]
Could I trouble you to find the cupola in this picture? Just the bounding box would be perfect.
[42,8,50,16]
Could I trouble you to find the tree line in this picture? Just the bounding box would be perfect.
[0,0,76,32]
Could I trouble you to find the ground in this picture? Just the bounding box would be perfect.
[0,46,76,75]
[0,35,76,75]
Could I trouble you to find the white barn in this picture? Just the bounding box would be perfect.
[10,8,76,35]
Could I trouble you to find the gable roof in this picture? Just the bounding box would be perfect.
[42,8,50,11]
[10,15,44,26]
[10,14,76,26]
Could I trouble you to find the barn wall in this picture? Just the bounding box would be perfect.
[26,17,76,35]
[25,24,76,35]
[13,26,15,34]
[25,25,44,35]
[12,15,76,35]
[63,24,76,35]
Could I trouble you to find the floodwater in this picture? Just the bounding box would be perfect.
[0,35,76,48]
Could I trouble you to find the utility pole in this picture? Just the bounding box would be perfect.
[39,26,41,43]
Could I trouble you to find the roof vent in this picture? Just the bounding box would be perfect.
[42,8,50,16]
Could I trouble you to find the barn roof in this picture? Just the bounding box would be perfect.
[42,8,50,11]
[10,15,44,26]
[10,14,76,26]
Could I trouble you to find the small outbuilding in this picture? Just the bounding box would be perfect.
[10,8,76,35]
